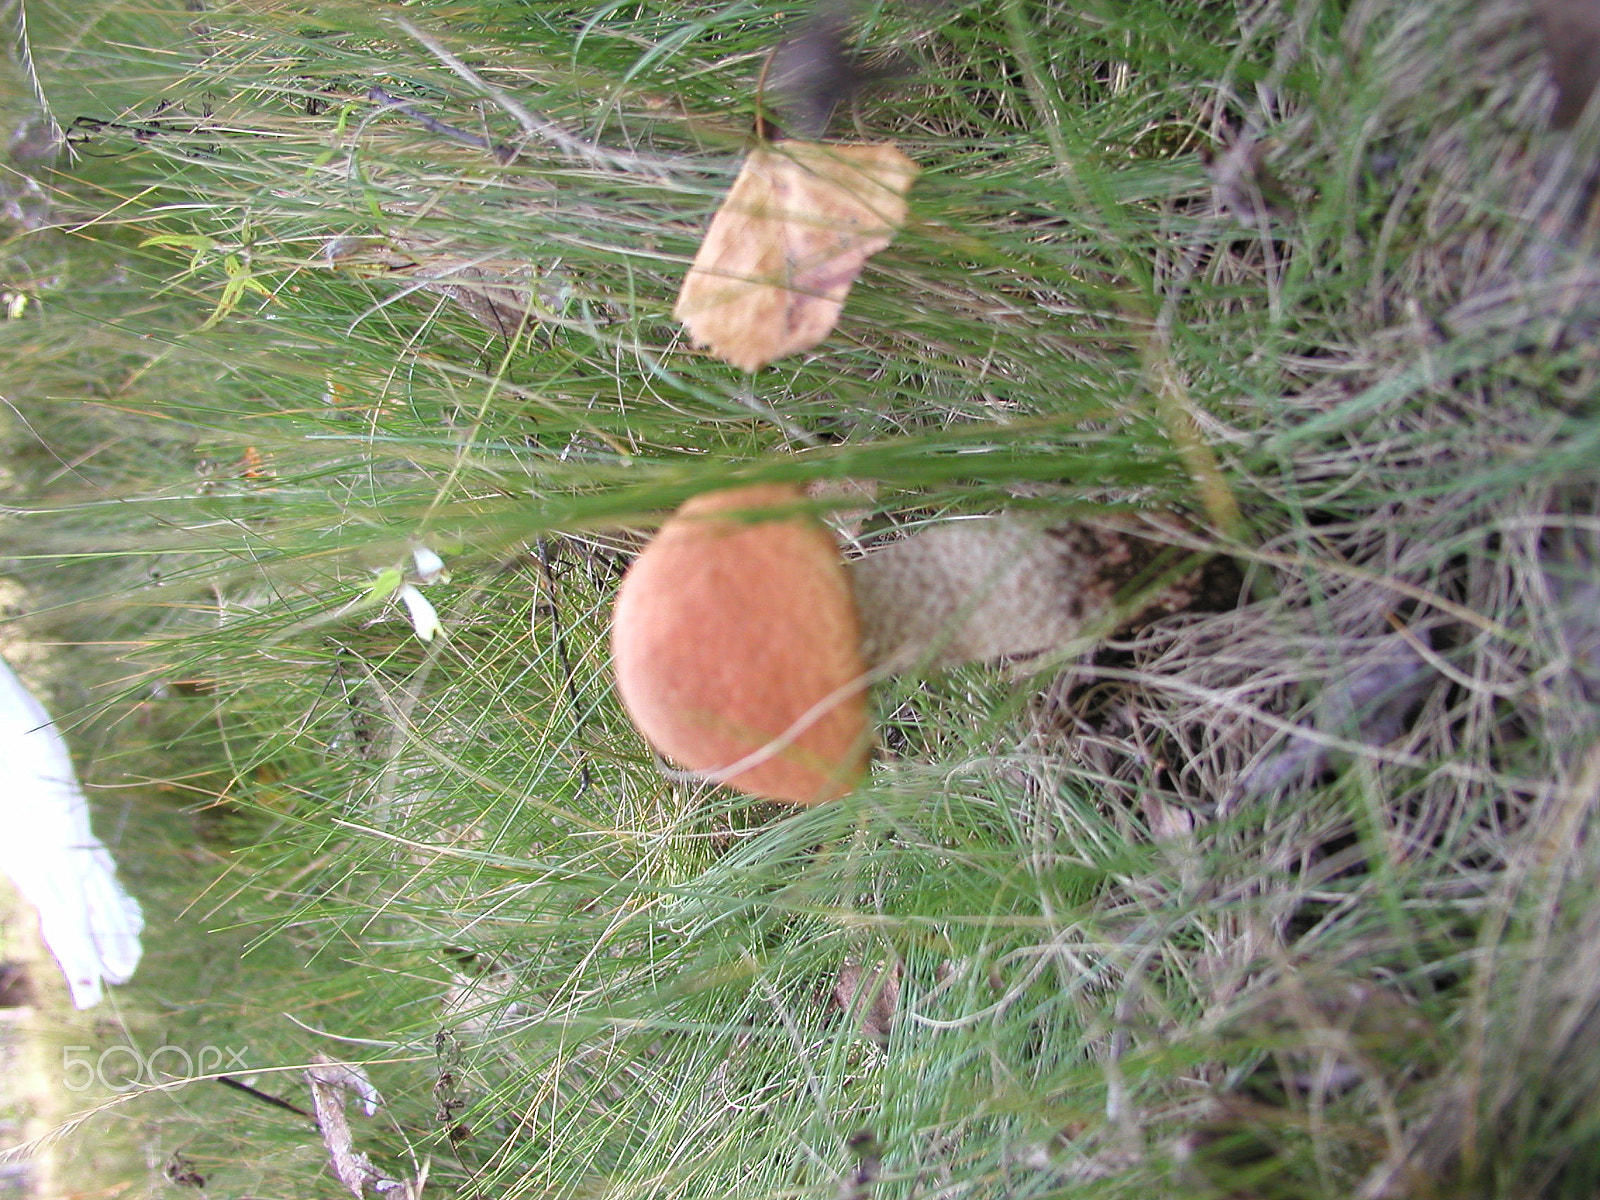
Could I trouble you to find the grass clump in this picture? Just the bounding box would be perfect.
[5,0,1600,1196]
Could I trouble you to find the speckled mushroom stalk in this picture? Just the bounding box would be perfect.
[848,512,1209,672]
[610,484,1217,806]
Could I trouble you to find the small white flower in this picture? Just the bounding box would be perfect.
[398,583,441,642]
[411,545,449,585]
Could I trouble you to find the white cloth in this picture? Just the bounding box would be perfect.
[0,657,144,1007]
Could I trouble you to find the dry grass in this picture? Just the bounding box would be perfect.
[946,1,1600,1191]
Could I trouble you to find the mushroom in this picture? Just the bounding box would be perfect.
[610,485,872,806]
[610,484,1222,805]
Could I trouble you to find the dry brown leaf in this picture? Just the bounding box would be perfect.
[1234,627,1437,800]
[830,958,901,1047]
[836,1130,882,1200]
[1533,0,1600,129]
[674,140,918,372]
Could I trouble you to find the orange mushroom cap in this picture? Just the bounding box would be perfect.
[610,484,872,805]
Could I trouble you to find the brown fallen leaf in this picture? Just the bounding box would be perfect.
[836,1130,882,1200]
[674,140,918,372]
[830,958,901,1047]
[163,1153,205,1187]
[1533,0,1600,129]
[1202,134,1298,225]
[1233,627,1437,801]
[767,8,907,139]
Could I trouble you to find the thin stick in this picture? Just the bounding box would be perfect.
[214,1074,314,1119]
[367,86,516,162]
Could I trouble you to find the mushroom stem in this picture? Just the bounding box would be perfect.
[848,514,1212,672]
